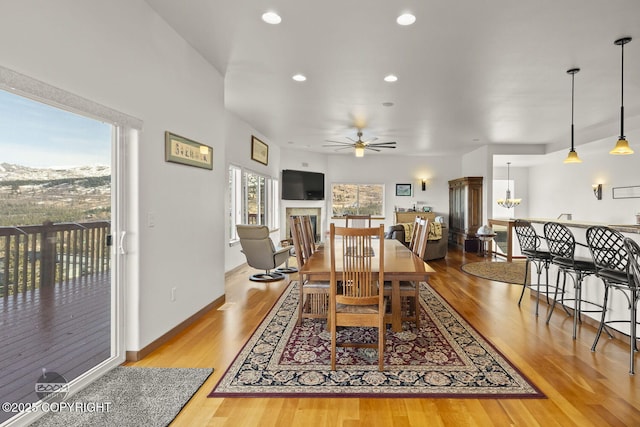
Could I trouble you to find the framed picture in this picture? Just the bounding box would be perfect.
[612,185,640,199]
[165,131,213,170]
[396,183,412,196]
[251,135,269,165]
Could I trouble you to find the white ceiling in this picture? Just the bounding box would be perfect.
[145,0,640,159]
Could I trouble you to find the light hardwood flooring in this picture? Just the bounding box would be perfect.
[128,247,640,427]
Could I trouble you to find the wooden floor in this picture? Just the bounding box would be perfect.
[129,248,640,427]
[0,272,110,424]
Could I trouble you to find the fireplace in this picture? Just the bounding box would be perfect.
[285,208,321,242]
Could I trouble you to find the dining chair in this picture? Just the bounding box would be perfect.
[290,216,329,325]
[544,222,599,339]
[622,237,640,375]
[513,219,552,316]
[329,223,386,371]
[345,214,372,228]
[407,216,423,251]
[384,218,428,328]
[300,215,318,253]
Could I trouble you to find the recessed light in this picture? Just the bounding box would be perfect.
[261,11,282,24]
[384,74,398,82]
[292,74,307,82]
[397,13,416,26]
[382,102,394,107]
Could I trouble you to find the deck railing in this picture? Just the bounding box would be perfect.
[0,220,110,297]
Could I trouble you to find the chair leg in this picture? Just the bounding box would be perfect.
[534,260,544,316]
[572,273,583,340]
[544,260,550,304]
[518,258,530,306]
[629,291,637,375]
[547,268,564,324]
[591,282,610,352]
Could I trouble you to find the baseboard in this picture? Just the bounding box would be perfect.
[126,294,225,362]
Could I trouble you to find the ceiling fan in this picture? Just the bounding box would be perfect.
[323,131,397,157]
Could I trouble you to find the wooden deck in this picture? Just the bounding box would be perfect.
[0,272,110,424]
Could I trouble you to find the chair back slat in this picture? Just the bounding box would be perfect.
[290,216,308,269]
[408,216,423,251]
[331,224,384,306]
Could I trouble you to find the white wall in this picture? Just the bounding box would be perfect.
[224,112,282,271]
[528,138,639,224]
[0,0,227,351]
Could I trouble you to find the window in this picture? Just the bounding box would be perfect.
[228,165,279,243]
[331,183,385,216]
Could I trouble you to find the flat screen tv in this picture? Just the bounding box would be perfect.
[281,169,325,200]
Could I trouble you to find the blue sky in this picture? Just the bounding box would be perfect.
[0,89,111,168]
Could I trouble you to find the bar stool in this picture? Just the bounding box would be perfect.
[587,225,638,374]
[514,220,552,316]
[544,222,599,339]
[622,238,640,375]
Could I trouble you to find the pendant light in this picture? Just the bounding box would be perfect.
[610,37,634,155]
[496,162,521,208]
[564,68,582,163]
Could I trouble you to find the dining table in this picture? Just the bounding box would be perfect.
[298,237,436,332]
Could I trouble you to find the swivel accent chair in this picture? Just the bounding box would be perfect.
[237,224,294,282]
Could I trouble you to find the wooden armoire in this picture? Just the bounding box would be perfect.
[448,177,483,248]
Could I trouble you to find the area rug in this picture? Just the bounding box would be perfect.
[209,282,543,398]
[32,367,213,427]
[461,261,528,285]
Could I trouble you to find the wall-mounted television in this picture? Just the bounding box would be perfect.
[281,169,325,200]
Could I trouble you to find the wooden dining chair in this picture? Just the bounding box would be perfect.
[345,214,371,228]
[408,216,423,251]
[300,215,317,253]
[384,218,428,328]
[329,223,386,371]
[291,216,329,325]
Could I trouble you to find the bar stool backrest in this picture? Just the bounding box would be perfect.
[586,226,628,273]
[514,220,543,252]
[624,238,640,291]
[543,222,575,259]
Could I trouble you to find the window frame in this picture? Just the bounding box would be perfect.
[228,164,279,244]
[330,182,386,217]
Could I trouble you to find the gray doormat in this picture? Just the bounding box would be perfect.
[31,367,213,427]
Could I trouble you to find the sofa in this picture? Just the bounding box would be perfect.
[385,223,449,261]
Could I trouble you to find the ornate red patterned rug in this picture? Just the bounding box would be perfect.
[209,282,544,398]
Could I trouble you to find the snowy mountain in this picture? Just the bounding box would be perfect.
[0,163,110,182]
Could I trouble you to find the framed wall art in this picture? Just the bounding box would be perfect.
[251,135,269,165]
[396,183,412,196]
[165,131,213,170]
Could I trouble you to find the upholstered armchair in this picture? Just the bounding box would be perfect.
[236,224,294,282]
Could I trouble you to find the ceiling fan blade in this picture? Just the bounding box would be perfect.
[324,140,353,145]
[369,141,397,146]
[346,136,358,143]
[364,147,381,152]
[333,146,353,152]
[362,137,379,143]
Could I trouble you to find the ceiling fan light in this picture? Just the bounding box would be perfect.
[354,146,365,157]
[261,12,281,24]
[564,150,582,163]
[610,137,634,155]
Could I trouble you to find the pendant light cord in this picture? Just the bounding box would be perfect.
[571,72,575,150]
[620,41,625,138]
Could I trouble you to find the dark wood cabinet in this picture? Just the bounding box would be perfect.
[448,177,483,248]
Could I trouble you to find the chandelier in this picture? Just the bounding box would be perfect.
[497,162,521,209]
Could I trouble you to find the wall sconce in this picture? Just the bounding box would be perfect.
[421,179,426,191]
[592,184,603,200]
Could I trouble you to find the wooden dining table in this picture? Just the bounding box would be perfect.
[298,238,436,332]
